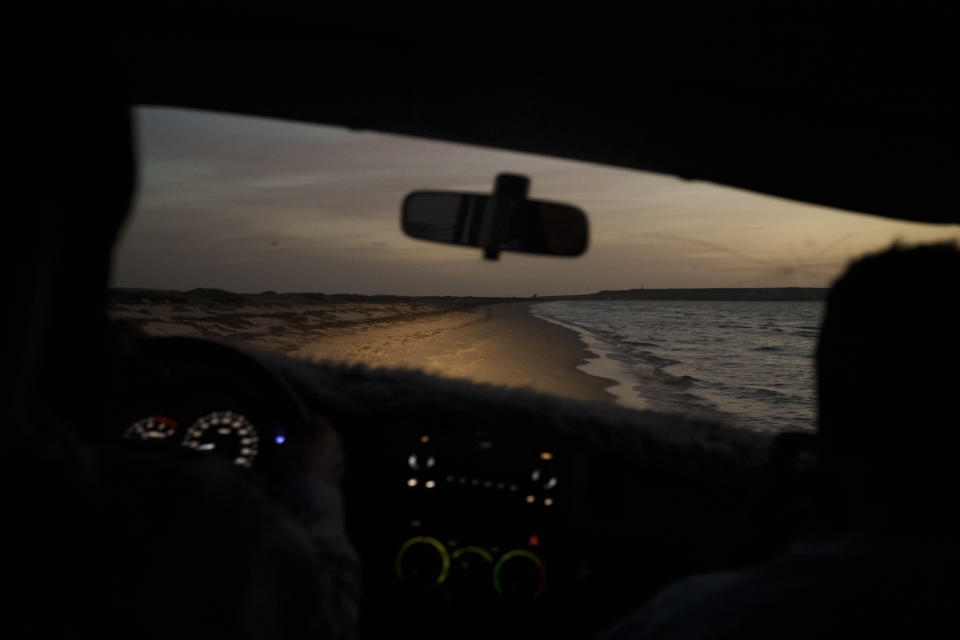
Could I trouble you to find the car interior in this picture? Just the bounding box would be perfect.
[5,11,956,639]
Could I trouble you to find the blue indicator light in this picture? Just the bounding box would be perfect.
[274,435,286,445]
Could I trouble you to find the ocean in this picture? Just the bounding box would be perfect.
[531,300,824,434]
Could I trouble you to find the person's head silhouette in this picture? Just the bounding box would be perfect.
[816,242,960,531]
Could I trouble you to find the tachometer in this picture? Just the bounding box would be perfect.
[182,411,259,468]
[124,416,179,440]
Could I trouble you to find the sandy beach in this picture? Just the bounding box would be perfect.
[109,290,617,404]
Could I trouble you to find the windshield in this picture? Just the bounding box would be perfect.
[112,107,959,433]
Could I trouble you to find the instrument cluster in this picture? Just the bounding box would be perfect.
[111,336,310,479]
[122,410,278,469]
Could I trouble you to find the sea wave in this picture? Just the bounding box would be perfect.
[625,340,661,348]
[743,387,789,400]
[531,299,823,433]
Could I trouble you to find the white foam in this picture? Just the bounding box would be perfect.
[531,304,649,410]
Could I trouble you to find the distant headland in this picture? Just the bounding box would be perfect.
[560,287,828,302]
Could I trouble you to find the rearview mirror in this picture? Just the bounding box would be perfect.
[402,174,588,260]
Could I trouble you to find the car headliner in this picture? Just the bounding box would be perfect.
[124,17,955,226]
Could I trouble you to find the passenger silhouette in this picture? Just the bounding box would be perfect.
[600,242,960,639]
[815,242,960,532]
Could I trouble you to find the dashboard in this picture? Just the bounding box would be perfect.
[106,335,597,637]
[105,334,773,640]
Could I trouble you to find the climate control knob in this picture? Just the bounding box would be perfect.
[493,549,545,601]
[395,536,450,589]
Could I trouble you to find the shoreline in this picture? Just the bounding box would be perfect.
[110,298,621,405]
[530,303,649,410]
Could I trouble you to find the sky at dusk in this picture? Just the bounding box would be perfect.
[112,107,959,297]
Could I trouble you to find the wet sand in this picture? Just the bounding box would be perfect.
[109,293,618,404]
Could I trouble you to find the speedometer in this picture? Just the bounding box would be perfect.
[182,411,260,468]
